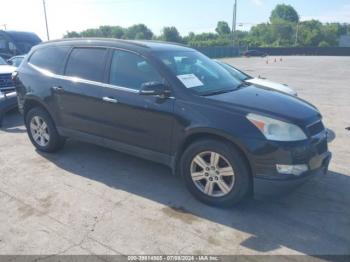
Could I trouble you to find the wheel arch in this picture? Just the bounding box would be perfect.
[23,97,57,123]
[174,128,254,180]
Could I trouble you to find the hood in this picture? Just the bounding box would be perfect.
[207,85,320,125]
[0,65,16,74]
[246,78,297,96]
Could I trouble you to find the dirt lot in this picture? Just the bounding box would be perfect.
[0,56,349,257]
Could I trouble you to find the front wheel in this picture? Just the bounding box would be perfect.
[181,139,251,207]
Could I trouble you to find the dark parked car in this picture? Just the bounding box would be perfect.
[243,50,268,57]
[7,55,25,67]
[14,39,331,206]
[0,30,41,60]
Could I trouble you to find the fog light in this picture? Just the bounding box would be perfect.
[276,164,308,176]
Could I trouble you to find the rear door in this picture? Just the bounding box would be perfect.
[54,47,110,134]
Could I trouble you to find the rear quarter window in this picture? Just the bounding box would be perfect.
[65,47,108,82]
[29,46,70,74]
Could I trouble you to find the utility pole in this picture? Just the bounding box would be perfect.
[295,22,299,46]
[231,0,237,46]
[43,0,50,40]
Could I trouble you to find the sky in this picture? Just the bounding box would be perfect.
[1,0,350,41]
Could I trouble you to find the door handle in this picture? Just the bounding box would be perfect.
[102,97,118,104]
[52,86,64,92]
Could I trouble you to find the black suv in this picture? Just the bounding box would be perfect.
[14,39,331,206]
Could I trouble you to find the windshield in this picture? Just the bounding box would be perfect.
[216,61,252,81]
[11,57,24,67]
[0,56,7,65]
[156,51,242,96]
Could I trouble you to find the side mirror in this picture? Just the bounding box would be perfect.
[7,60,13,65]
[139,82,171,97]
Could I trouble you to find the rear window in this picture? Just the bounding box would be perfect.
[29,46,70,74]
[65,48,108,82]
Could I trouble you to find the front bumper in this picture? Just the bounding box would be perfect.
[241,130,332,194]
[254,152,331,195]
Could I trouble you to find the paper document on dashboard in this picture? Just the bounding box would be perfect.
[177,74,204,88]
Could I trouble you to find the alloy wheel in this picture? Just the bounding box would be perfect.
[30,116,50,147]
[190,151,235,197]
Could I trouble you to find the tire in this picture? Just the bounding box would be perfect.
[25,107,65,153]
[180,139,251,207]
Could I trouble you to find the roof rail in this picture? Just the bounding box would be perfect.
[40,38,151,48]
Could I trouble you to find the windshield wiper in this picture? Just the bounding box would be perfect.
[201,88,236,96]
[236,82,251,89]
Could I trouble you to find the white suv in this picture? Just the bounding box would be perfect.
[0,56,17,126]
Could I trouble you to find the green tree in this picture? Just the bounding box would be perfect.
[64,31,80,38]
[110,26,125,38]
[271,22,295,46]
[80,28,103,37]
[124,24,153,40]
[98,26,113,37]
[297,20,323,46]
[318,41,330,47]
[62,5,350,49]
[216,21,231,35]
[248,23,274,46]
[160,26,182,43]
[270,4,299,24]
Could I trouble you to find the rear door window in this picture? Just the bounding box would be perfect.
[65,48,108,82]
[29,46,70,74]
[109,50,162,90]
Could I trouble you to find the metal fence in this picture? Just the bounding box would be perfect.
[195,46,240,58]
[253,47,350,56]
[194,46,350,58]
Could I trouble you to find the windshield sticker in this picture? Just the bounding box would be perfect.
[177,74,204,88]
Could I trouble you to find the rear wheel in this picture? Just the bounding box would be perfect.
[181,139,251,207]
[25,107,65,152]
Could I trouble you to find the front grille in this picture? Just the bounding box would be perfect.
[292,147,311,161]
[307,121,325,136]
[0,73,14,92]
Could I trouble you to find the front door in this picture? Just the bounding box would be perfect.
[96,49,175,155]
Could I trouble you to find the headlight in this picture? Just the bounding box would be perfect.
[247,113,307,141]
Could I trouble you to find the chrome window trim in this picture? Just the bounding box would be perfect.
[28,62,139,94]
